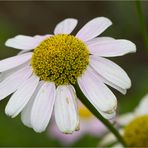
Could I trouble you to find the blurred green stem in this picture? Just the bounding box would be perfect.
[74,83,127,147]
[135,0,148,51]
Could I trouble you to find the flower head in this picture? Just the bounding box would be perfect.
[0,17,136,133]
[31,34,89,85]
[124,115,148,147]
[100,94,148,147]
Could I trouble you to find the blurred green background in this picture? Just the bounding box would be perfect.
[0,1,148,147]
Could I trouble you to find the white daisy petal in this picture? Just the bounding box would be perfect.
[0,65,32,101]
[89,57,127,94]
[0,70,13,82]
[100,133,116,146]
[17,50,30,55]
[99,110,116,120]
[0,62,29,82]
[33,34,52,42]
[0,52,32,72]
[31,82,56,133]
[118,112,135,126]
[16,35,52,55]
[76,17,112,42]
[0,73,3,81]
[5,35,51,50]
[54,85,79,133]
[78,66,117,117]
[135,94,148,116]
[54,18,78,35]
[99,74,127,94]
[21,81,44,128]
[90,56,131,90]
[5,75,39,118]
[100,129,123,146]
[87,39,136,57]
[5,35,36,50]
[34,34,52,39]
[86,36,115,45]
[21,96,35,128]
[112,143,123,148]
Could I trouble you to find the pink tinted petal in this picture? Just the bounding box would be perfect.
[5,75,39,118]
[0,65,32,101]
[54,85,79,134]
[90,55,131,90]
[21,81,44,128]
[78,66,117,116]
[76,17,112,42]
[99,110,116,119]
[31,82,56,133]
[86,37,115,45]
[49,122,84,145]
[33,34,52,43]
[54,18,78,35]
[98,75,127,95]
[5,34,52,50]
[0,62,29,82]
[87,39,136,57]
[0,52,32,72]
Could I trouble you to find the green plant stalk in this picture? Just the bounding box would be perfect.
[135,0,148,51]
[74,82,127,147]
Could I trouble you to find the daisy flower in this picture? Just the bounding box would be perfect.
[100,94,148,147]
[0,17,136,133]
[49,101,109,145]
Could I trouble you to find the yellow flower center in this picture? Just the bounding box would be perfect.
[123,115,148,147]
[79,105,92,119]
[31,34,89,85]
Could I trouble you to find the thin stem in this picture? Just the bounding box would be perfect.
[135,0,148,51]
[74,82,127,147]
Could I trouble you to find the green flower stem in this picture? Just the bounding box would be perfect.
[74,82,127,147]
[135,0,148,51]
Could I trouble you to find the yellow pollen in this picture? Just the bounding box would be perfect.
[31,34,89,85]
[79,105,92,119]
[123,115,148,147]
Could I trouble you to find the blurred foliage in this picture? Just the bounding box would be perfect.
[0,1,148,147]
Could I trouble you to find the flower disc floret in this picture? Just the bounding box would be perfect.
[79,105,92,119]
[123,115,148,147]
[31,34,89,85]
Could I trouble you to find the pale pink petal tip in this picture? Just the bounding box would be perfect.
[76,17,112,42]
[54,85,79,134]
[31,82,56,133]
[54,18,78,35]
